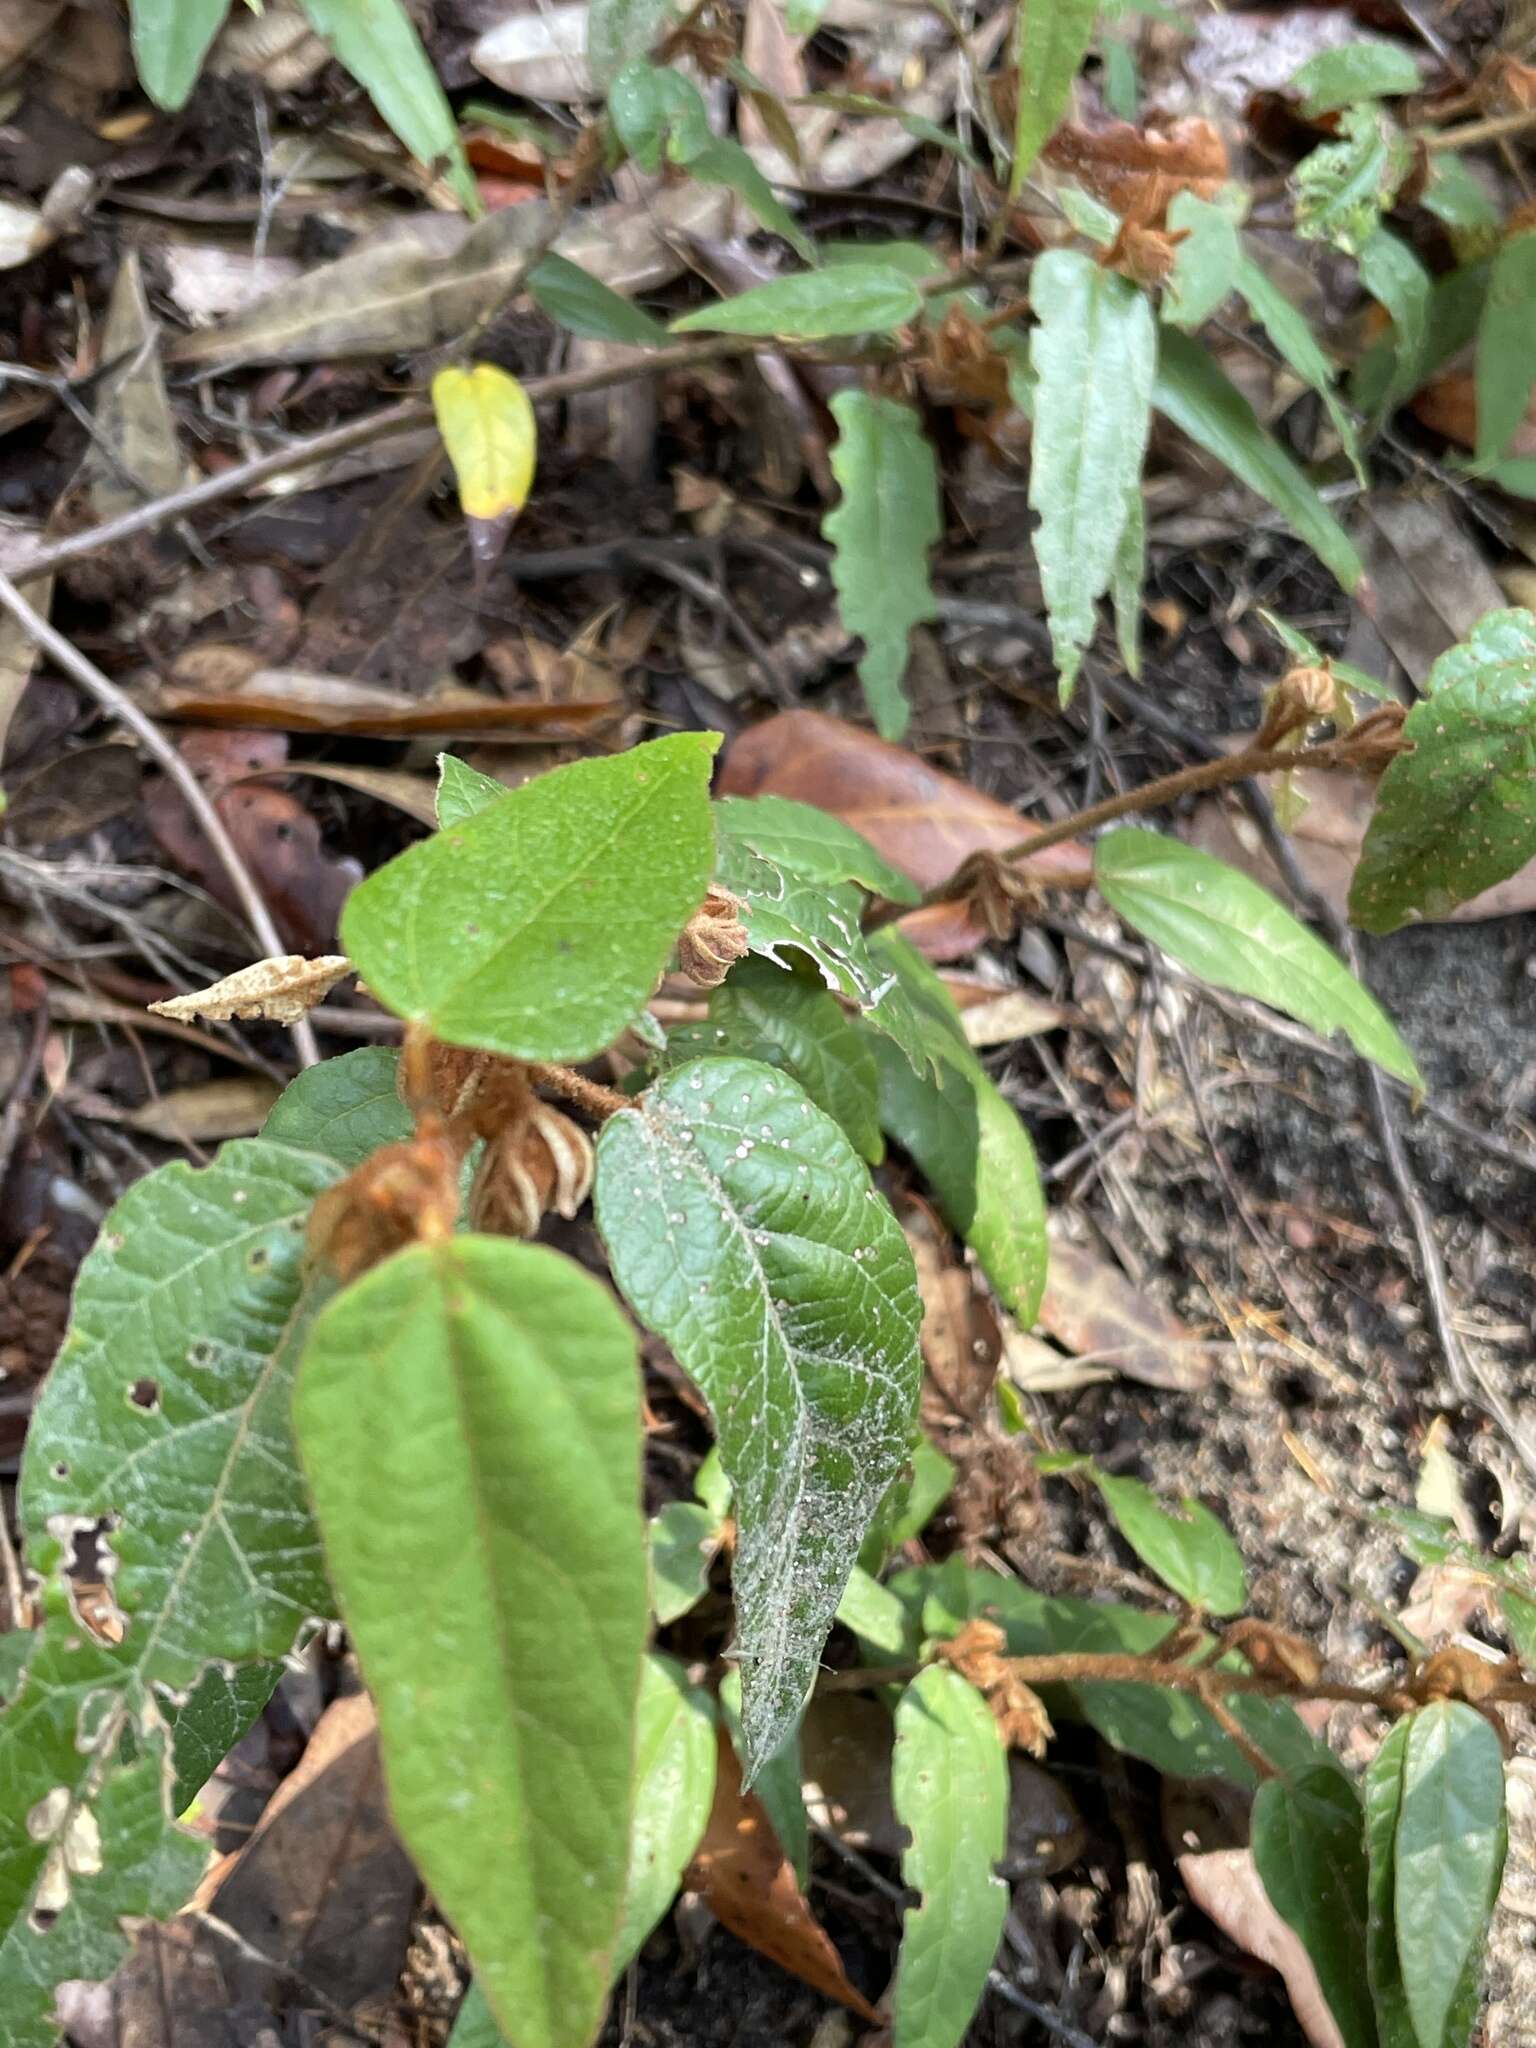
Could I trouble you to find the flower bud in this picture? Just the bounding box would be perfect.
[677,887,750,989]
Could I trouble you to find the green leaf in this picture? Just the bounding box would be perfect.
[1475,232,1536,466]
[714,795,920,904]
[866,932,1047,1325]
[295,1236,648,2048]
[671,958,884,1165]
[650,1500,721,1625]
[889,1435,957,1548]
[297,0,478,215]
[168,1661,285,1813]
[614,1655,717,1971]
[4,1133,346,2032]
[1010,0,1097,195]
[1029,248,1157,699]
[672,265,922,338]
[262,1044,410,1167]
[1350,608,1536,933]
[838,1562,922,1663]
[1163,190,1242,331]
[713,830,930,1078]
[1056,180,1120,245]
[609,62,814,260]
[437,753,506,829]
[529,252,669,346]
[1097,829,1420,1085]
[588,0,673,86]
[822,390,942,738]
[1234,256,1365,484]
[1111,475,1146,675]
[1394,1702,1506,2048]
[1292,39,1421,115]
[129,0,231,109]
[1154,329,1364,589]
[448,1985,508,2048]
[1364,1719,1420,2048]
[341,733,718,1061]
[1252,1768,1378,2048]
[1258,608,1395,704]
[1359,229,1431,420]
[891,1667,1009,2048]
[1091,1472,1247,1615]
[595,1058,921,1771]
[1422,157,1501,244]
[1294,103,1411,257]
[1502,1588,1536,1667]
[719,1666,809,1886]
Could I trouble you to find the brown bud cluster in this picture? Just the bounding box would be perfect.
[307,1118,463,1283]
[469,1101,594,1238]
[1255,664,1339,749]
[936,1618,1054,1757]
[677,887,750,989]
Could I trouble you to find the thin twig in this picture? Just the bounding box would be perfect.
[987,1973,1103,2048]
[528,1062,632,1122]
[1422,106,1536,150]
[0,569,320,1069]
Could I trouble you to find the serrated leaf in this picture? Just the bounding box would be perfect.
[588,0,673,87]
[1096,829,1420,1085]
[670,958,884,1165]
[295,1236,648,2048]
[1474,231,1536,466]
[614,1655,717,1971]
[1155,329,1364,589]
[4,1132,345,2029]
[714,794,920,905]
[1009,0,1096,194]
[432,364,537,566]
[1294,103,1411,257]
[595,1058,921,1771]
[436,753,507,829]
[528,252,669,346]
[1350,607,1536,933]
[129,0,231,109]
[342,733,718,1061]
[1029,248,1156,699]
[1359,229,1431,420]
[866,932,1047,1326]
[261,1044,411,1168]
[1393,1702,1506,2048]
[1163,190,1242,331]
[168,1661,285,1813]
[298,0,477,214]
[649,1500,721,1624]
[672,265,921,339]
[713,823,930,1078]
[1292,39,1421,115]
[718,1666,809,1887]
[1234,256,1365,484]
[822,391,941,739]
[1252,1767,1376,2048]
[1091,1472,1247,1615]
[891,1666,1008,2048]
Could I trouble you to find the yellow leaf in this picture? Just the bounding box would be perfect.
[431,363,537,522]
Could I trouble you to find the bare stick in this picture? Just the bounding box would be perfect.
[0,569,321,1068]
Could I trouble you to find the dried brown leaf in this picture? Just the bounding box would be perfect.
[119,1078,283,1143]
[1038,1227,1214,1391]
[149,954,353,1027]
[1178,1846,1345,2048]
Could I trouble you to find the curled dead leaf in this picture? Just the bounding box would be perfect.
[934,1619,1053,1756]
[148,954,353,1027]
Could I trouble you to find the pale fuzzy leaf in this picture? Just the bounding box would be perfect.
[595,1058,921,1771]
[1095,829,1421,1086]
[823,391,942,739]
[891,1666,1009,2048]
[1028,249,1156,699]
[1475,231,1536,466]
[149,954,353,1026]
[588,0,673,87]
[295,1236,649,2048]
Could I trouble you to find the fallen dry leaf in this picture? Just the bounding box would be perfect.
[118,1078,282,1142]
[719,710,1091,955]
[689,1730,879,2021]
[799,1692,902,1856]
[1040,117,1228,229]
[1178,1846,1345,2048]
[149,954,353,1027]
[1414,374,1536,465]
[144,664,621,740]
[1038,1227,1214,1391]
